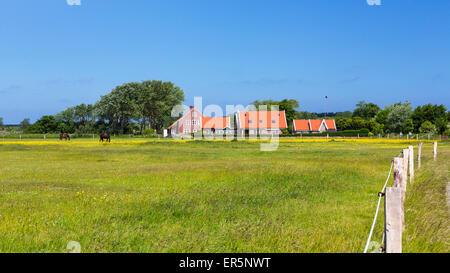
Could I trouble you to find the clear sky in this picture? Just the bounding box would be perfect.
[0,0,449,123]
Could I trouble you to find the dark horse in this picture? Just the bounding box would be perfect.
[59,133,71,141]
[99,133,111,142]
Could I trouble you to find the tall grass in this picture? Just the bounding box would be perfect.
[403,147,449,253]
[0,140,447,252]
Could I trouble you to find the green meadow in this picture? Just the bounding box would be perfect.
[0,139,448,253]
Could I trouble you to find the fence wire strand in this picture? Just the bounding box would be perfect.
[363,161,394,253]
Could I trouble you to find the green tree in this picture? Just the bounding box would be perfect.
[20,118,31,130]
[139,80,185,133]
[385,102,413,133]
[365,119,383,134]
[375,108,390,126]
[351,117,366,130]
[335,111,353,118]
[353,101,381,119]
[419,121,437,134]
[297,111,318,119]
[24,116,58,133]
[0,117,3,128]
[335,117,352,130]
[412,104,447,133]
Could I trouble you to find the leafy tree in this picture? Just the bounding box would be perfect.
[365,119,384,134]
[95,82,141,134]
[419,121,437,134]
[353,101,381,119]
[351,117,366,130]
[434,117,448,134]
[297,111,318,119]
[0,117,3,128]
[335,117,352,130]
[385,102,413,133]
[375,109,390,126]
[24,116,58,133]
[412,104,447,133]
[20,118,31,130]
[335,111,353,118]
[140,80,185,133]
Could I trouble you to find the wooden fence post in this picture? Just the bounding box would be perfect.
[402,149,409,193]
[393,157,403,188]
[385,187,403,253]
[408,146,414,183]
[418,142,423,169]
[401,150,409,231]
[434,142,437,160]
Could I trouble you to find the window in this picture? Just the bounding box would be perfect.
[184,129,190,134]
[244,113,247,117]
[248,120,252,124]
[193,129,197,133]
[193,112,197,117]
[186,120,190,125]
[272,120,276,124]
[259,120,263,124]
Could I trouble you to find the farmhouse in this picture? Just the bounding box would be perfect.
[292,119,337,133]
[167,107,288,136]
[235,110,288,135]
[167,106,235,136]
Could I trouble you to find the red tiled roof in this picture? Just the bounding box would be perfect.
[202,117,229,129]
[309,120,323,131]
[324,119,336,130]
[293,120,310,131]
[293,119,337,132]
[237,111,287,129]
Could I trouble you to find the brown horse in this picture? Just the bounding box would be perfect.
[60,133,71,141]
[99,133,111,142]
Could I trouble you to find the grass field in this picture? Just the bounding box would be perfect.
[0,138,448,253]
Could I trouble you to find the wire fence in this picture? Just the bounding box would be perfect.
[363,161,394,253]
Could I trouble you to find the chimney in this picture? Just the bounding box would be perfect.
[189,106,194,110]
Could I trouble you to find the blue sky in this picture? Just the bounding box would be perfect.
[0,0,449,123]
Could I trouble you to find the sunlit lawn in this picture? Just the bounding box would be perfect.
[0,138,447,252]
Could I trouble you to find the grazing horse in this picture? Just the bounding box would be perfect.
[99,133,111,142]
[60,133,71,141]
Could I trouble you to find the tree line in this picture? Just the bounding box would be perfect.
[251,99,449,135]
[0,84,449,136]
[10,80,185,135]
